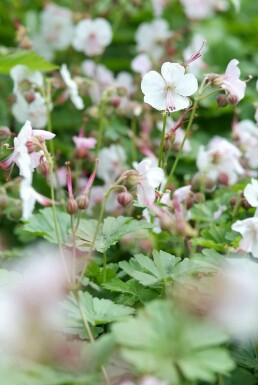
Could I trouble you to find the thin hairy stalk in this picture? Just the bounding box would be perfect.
[131,116,137,163]
[158,112,168,168]
[71,215,77,285]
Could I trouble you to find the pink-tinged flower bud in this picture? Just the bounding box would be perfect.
[24,90,36,104]
[66,197,78,215]
[217,94,228,108]
[205,177,217,193]
[218,172,229,186]
[226,94,238,106]
[125,170,141,189]
[76,195,89,210]
[117,191,133,207]
[230,197,237,207]
[38,160,50,178]
[112,96,120,108]
[191,173,203,192]
[0,126,11,141]
[193,192,205,204]
[186,196,194,209]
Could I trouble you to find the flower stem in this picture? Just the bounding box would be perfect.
[96,98,106,155]
[158,113,168,168]
[167,100,198,183]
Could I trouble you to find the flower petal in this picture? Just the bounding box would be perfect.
[161,62,185,85]
[175,73,198,96]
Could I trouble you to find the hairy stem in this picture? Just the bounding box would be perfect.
[158,113,168,168]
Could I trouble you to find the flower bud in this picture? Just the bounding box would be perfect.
[24,90,36,104]
[38,160,49,178]
[226,94,238,106]
[112,96,120,108]
[191,173,203,192]
[76,195,89,210]
[117,191,133,207]
[205,177,217,193]
[0,126,11,141]
[230,197,237,206]
[241,198,251,210]
[193,193,205,204]
[216,94,228,108]
[186,196,194,210]
[66,197,78,215]
[218,172,229,186]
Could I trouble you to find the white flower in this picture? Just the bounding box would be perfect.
[72,18,112,56]
[141,62,198,112]
[135,19,172,61]
[81,60,114,104]
[97,145,127,184]
[20,177,52,220]
[10,64,43,95]
[12,92,48,128]
[234,119,258,168]
[197,137,244,185]
[40,4,74,50]
[131,53,152,76]
[232,217,258,257]
[219,59,246,104]
[134,158,165,205]
[60,64,84,110]
[115,72,135,96]
[244,179,258,210]
[180,0,228,19]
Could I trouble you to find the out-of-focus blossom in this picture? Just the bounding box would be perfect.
[232,217,258,257]
[10,65,47,128]
[81,60,114,104]
[0,248,69,360]
[134,158,164,205]
[32,3,74,60]
[12,92,48,128]
[20,177,52,220]
[152,0,168,17]
[115,72,136,96]
[135,19,172,61]
[196,137,244,185]
[131,54,152,76]
[72,18,112,56]
[73,133,96,158]
[183,34,207,77]
[97,145,127,184]
[210,258,258,338]
[52,166,67,189]
[233,119,258,168]
[60,64,84,110]
[121,377,168,385]
[180,0,228,20]
[141,62,198,112]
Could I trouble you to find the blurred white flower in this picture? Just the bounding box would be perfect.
[197,137,244,185]
[60,64,84,110]
[131,54,152,76]
[12,92,48,128]
[141,62,198,112]
[72,18,112,56]
[233,119,258,168]
[97,145,127,184]
[180,0,228,20]
[135,19,172,61]
[32,3,74,59]
[10,64,43,95]
[134,158,164,205]
[244,179,258,211]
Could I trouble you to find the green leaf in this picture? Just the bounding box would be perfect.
[102,278,158,304]
[0,50,58,74]
[112,300,234,385]
[61,291,135,338]
[119,250,191,287]
[74,216,152,253]
[23,207,71,244]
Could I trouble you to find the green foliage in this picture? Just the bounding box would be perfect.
[23,207,71,244]
[112,300,235,384]
[102,278,158,305]
[61,291,134,338]
[119,250,191,287]
[75,216,153,252]
[0,50,58,74]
